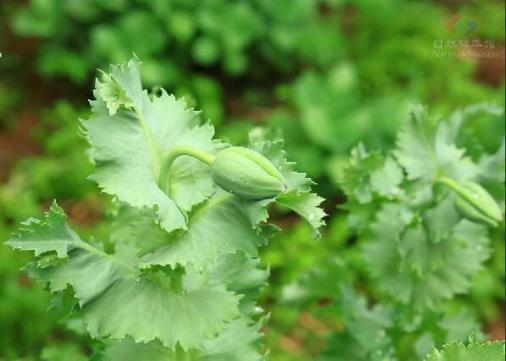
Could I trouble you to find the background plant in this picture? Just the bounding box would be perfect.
[280,104,505,360]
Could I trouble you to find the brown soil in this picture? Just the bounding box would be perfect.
[39,196,104,227]
[486,311,505,340]
[474,45,506,86]
[61,197,104,227]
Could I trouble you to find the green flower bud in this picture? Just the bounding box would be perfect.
[211,146,287,200]
[440,177,503,227]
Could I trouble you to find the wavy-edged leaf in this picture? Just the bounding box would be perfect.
[83,270,240,350]
[8,204,241,350]
[83,58,218,232]
[340,143,384,203]
[102,317,263,361]
[209,253,268,315]
[364,201,490,309]
[209,253,268,293]
[423,340,505,361]
[394,105,437,181]
[109,205,169,256]
[394,105,475,183]
[477,139,505,184]
[370,157,403,198]
[140,192,269,269]
[6,201,82,258]
[276,192,326,237]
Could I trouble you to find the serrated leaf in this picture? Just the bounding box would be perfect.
[433,121,467,179]
[8,204,241,350]
[102,339,173,361]
[370,157,403,198]
[6,201,82,258]
[209,253,268,293]
[362,202,413,302]
[109,205,170,256]
[96,71,134,115]
[25,247,130,306]
[340,143,384,204]
[394,105,437,182]
[208,253,268,316]
[394,105,479,184]
[83,59,218,233]
[423,340,505,361]
[198,317,263,361]
[365,202,490,309]
[276,192,326,237]
[84,270,240,350]
[140,192,268,269]
[423,197,460,243]
[477,140,505,183]
[102,317,263,361]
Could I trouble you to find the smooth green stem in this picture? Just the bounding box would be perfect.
[437,176,481,209]
[437,176,458,189]
[437,177,465,197]
[165,145,215,167]
[158,145,215,193]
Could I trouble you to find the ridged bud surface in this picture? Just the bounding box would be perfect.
[211,147,287,200]
[452,181,502,227]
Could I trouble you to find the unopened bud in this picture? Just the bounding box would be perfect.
[211,147,287,200]
[440,177,502,227]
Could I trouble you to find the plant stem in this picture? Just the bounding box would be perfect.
[437,176,469,200]
[437,176,460,191]
[159,145,215,193]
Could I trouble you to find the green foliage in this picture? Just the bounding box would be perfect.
[423,340,505,361]
[8,0,505,192]
[342,105,504,311]
[2,0,505,358]
[6,59,324,358]
[281,104,504,360]
[11,0,338,80]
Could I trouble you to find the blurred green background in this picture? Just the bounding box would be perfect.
[0,0,504,360]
